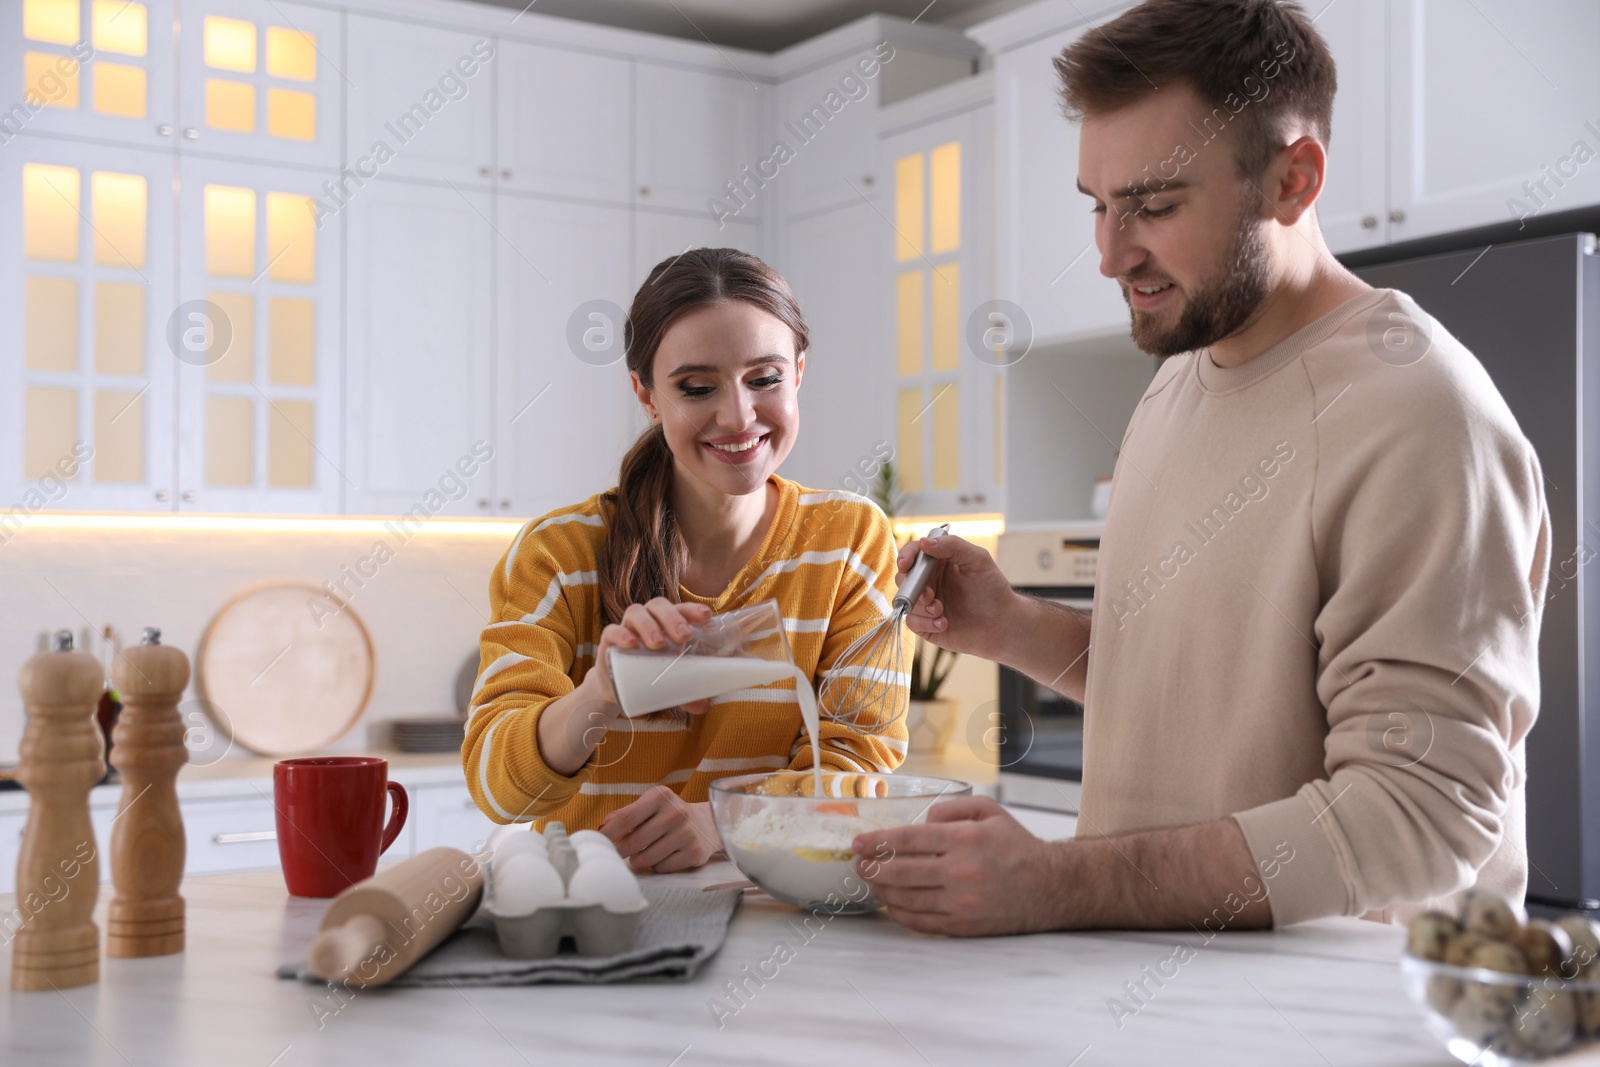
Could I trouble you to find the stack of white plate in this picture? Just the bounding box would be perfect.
[390,716,466,753]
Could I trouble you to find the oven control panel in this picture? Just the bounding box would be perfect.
[996,526,1100,587]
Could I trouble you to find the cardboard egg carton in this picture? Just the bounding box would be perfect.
[484,823,648,959]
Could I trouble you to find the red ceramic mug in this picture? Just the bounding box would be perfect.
[273,757,408,898]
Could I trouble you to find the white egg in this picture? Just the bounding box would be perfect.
[493,830,548,863]
[566,854,646,911]
[569,830,614,852]
[492,852,566,917]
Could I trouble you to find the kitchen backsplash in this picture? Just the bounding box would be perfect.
[0,520,1001,768]
[0,519,514,765]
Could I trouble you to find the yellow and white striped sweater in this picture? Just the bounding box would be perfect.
[462,474,913,829]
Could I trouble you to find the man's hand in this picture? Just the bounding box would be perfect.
[897,534,1019,663]
[851,796,1064,936]
[598,786,724,873]
[856,799,1276,935]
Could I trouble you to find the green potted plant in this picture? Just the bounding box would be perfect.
[871,461,961,755]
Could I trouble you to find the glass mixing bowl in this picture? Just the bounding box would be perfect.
[708,771,971,915]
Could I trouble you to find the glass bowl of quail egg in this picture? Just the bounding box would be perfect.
[484,822,649,958]
[1402,888,1600,1064]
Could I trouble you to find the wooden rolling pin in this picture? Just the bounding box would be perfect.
[11,631,105,991]
[306,847,485,988]
[108,628,190,958]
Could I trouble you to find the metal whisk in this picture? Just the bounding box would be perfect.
[818,524,950,734]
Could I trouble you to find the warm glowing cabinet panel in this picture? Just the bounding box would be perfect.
[4,0,177,149]
[0,141,178,511]
[176,158,342,513]
[881,87,1001,517]
[177,0,341,168]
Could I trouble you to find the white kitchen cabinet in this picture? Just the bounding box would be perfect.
[346,14,498,190]
[632,208,763,285]
[880,92,1002,517]
[180,794,282,875]
[989,23,1128,348]
[175,0,341,169]
[5,0,179,150]
[636,62,766,218]
[494,193,635,519]
[0,139,179,511]
[173,156,342,513]
[498,41,631,204]
[775,48,890,220]
[1313,0,1391,253]
[1388,0,1600,243]
[411,782,499,853]
[781,200,891,493]
[346,179,496,517]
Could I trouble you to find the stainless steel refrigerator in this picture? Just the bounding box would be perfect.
[1356,232,1600,912]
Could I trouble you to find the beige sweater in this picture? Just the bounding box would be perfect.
[1084,288,1550,927]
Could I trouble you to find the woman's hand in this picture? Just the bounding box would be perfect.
[598,786,724,873]
[896,534,1018,662]
[592,598,714,715]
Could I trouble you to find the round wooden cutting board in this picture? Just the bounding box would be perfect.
[197,581,375,756]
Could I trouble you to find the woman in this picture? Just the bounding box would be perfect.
[463,248,911,873]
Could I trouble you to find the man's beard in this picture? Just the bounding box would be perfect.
[1124,206,1272,358]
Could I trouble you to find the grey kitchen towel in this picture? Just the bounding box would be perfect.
[278,885,742,986]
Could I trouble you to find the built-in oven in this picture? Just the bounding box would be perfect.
[993,523,1101,814]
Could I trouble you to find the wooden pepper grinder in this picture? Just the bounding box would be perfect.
[107,627,190,958]
[12,630,106,991]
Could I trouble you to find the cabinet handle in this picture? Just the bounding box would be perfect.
[975,493,986,505]
[638,186,650,197]
[183,127,198,139]
[478,499,490,510]
[156,124,173,137]
[1361,215,1378,230]
[182,490,197,503]
[862,175,875,186]
[1388,209,1406,224]
[499,500,512,511]
[500,169,512,180]
[958,494,971,505]
[154,489,170,502]
[213,830,276,844]
[479,165,491,177]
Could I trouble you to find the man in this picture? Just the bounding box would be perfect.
[853,0,1550,935]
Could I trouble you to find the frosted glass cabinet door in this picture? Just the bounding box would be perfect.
[175,0,341,169]
[881,104,1001,517]
[346,14,497,189]
[495,194,635,520]
[0,139,177,512]
[497,41,630,204]
[345,179,495,517]
[634,62,766,217]
[174,156,342,513]
[3,0,178,149]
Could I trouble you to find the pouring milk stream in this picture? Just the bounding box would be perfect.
[608,652,824,798]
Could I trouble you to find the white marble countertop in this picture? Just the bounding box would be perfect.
[1,798,1470,1067]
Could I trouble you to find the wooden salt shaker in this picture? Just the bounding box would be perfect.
[11,630,105,991]
[107,627,190,958]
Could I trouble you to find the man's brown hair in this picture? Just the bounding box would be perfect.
[1054,0,1337,182]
